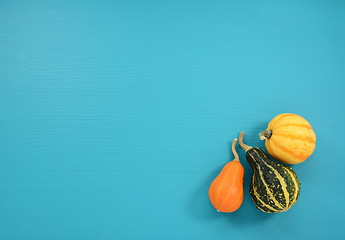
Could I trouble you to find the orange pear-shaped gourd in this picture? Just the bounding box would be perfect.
[209,139,244,212]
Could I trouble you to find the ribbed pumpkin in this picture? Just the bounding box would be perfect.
[259,113,316,165]
[209,139,244,213]
[239,132,301,213]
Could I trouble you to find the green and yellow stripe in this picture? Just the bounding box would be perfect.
[248,151,284,211]
[248,148,300,213]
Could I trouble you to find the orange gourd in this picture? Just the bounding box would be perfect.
[259,113,316,165]
[208,139,244,212]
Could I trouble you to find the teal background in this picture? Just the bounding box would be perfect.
[1,1,345,239]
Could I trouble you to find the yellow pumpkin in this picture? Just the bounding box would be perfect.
[259,113,316,165]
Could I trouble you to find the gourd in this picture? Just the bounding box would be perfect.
[239,132,300,213]
[209,139,244,212]
[259,113,316,165]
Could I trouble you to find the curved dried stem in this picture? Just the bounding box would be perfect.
[232,139,239,161]
[238,131,252,152]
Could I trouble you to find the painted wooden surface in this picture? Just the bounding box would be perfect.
[1,1,345,239]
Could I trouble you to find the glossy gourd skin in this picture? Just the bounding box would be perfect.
[239,132,300,213]
[260,113,316,165]
[209,140,244,213]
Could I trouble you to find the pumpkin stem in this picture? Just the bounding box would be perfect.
[232,139,239,162]
[238,131,252,152]
[259,130,272,140]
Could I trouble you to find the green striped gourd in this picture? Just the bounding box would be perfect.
[239,132,300,213]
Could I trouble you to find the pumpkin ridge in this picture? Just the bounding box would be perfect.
[273,123,313,130]
[273,133,316,143]
[265,140,279,159]
[270,113,294,129]
[269,140,308,161]
[248,151,284,210]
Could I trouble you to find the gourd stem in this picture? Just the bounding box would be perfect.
[232,139,239,162]
[238,131,252,152]
[259,130,272,140]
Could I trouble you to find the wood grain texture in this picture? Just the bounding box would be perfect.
[0,1,345,239]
